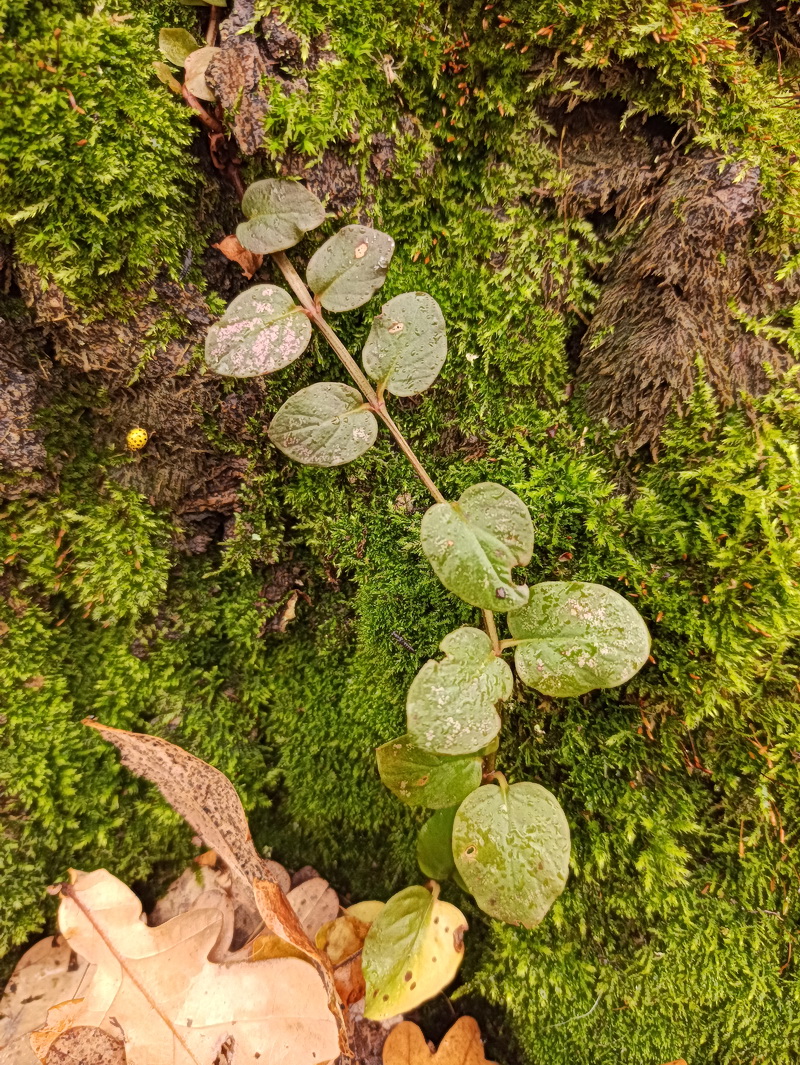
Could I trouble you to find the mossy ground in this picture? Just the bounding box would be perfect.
[3,0,800,1062]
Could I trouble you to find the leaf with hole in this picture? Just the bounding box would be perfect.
[158,28,200,66]
[236,180,327,255]
[406,626,512,755]
[204,285,311,378]
[508,581,651,697]
[362,292,447,396]
[362,885,467,1021]
[183,46,220,102]
[306,225,395,312]
[420,482,533,611]
[268,382,377,467]
[376,735,482,809]
[453,780,570,928]
[416,806,458,881]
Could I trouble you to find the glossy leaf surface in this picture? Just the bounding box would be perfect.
[362,886,467,1021]
[205,285,311,378]
[453,781,570,928]
[407,627,512,755]
[508,581,651,697]
[269,382,377,466]
[416,806,458,881]
[237,179,326,255]
[362,292,446,396]
[376,735,482,809]
[306,225,394,312]
[420,482,533,611]
[158,28,200,66]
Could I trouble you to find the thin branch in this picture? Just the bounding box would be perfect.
[271,251,447,504]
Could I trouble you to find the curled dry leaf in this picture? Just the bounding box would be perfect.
[184,46,220,102]
[287,877,340,940]
[0,938,91,1065]
[316,914,372,1006]
[212,235,264,280]
[31,869,339,1065]
[382,1017,497,1065]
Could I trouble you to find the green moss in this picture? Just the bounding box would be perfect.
[4,0,800,1061]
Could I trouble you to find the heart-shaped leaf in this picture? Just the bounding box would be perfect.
[376,735,482,809]
[508,581,651,697]
[306,225,395,312]
[268,382,378,466]
[416,806,458,881]
[204,284,311,378]
[158,27,200,66]
[453,779,570,928]
[362,292,447,396]
[237,180,327,255]
[362,885,467,1021]
[184,45,220,101]
[406,627,512,755]
[420,482,533,611]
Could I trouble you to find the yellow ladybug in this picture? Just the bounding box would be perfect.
[126,427,148,450]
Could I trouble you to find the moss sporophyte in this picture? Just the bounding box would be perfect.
[202,177,651,999]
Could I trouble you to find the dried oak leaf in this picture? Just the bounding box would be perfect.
[31,869,339,1065]
[212,236,263,279]
[382,1018,497,1065]
[0,938,91,1065]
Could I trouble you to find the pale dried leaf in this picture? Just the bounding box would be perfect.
[0,938,91,1065]
[382,1017,497,1065]
[152,61,182,95]
[287,878,340,940]
[211,236,263,279]
[33,869,338,1065]
[252,879,350,1059]
[184,46,220,102]
[83,722,275,890]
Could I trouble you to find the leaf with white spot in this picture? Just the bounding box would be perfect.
[376,735,482,809]
[420,482,533,612]
[416,806,458,881]
[237,180,326,255]
[508,581,651,697]
[362,885,467,1021]
[306,226,395,312]
[158,28,200,67]
[406,627,511,755]
[183,46,220,102]
[362,292,447,396]
[453,779,570,928]
[268,382,378,466]
[204,285,311,378]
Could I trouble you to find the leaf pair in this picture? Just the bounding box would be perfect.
[416,779,571,929]
[157,29,219,101]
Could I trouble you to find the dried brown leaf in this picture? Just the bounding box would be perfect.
[0,938,92,1065]
[83,721,275,889]
[287,877,340,940]
[211,236,264,279]
[382,1018,497,1065]
[44,1026,125,1065]
[32,869,338,1065]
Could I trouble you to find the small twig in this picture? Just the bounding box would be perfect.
[206,4,221,46]
[181,84,224,134]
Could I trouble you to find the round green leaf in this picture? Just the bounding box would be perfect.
[268,382,378,467]
[417,806,458,881]
[376,735,482,809]
[183,46,219,102]
[306,225,395,312]
[236,179,326,255]
[362,885,467,1021]
[406,627,512,755]
[362,291,447,396]
[158,27,200,66]
[204,285,311,378]
[420,482,533,611]
[453,780,570,928]
[508,581,651,697]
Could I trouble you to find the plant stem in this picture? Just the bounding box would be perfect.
[271,251,447,504]
[483,609,501,655]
